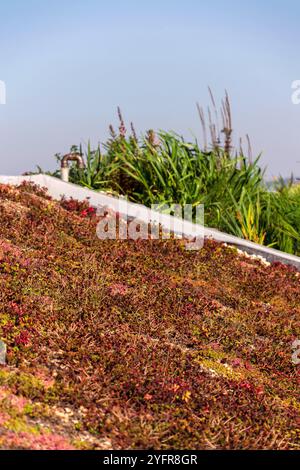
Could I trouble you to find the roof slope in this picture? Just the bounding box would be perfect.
[0,182,299,450]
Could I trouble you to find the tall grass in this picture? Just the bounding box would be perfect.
[42,94,300,255]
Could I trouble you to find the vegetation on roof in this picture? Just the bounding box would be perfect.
[0,182,299,449]
[37,94,300,256]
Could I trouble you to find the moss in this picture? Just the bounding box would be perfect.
[4,416,40,435]
[197,358,243,380]
[0,370,45,399]
[73,439,91,450]
[0,181,299,450]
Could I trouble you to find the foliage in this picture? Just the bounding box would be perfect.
[0,182,299,449]
[44,101,300,255]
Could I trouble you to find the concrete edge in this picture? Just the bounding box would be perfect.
[1,174,300,270]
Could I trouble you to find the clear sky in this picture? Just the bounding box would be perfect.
[0,0,300,177]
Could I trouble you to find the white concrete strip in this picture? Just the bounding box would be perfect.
[1,174,300,269]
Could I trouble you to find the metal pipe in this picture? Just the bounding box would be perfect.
[61,152,85,182]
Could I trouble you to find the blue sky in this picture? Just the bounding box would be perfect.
[0,0,300,176]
